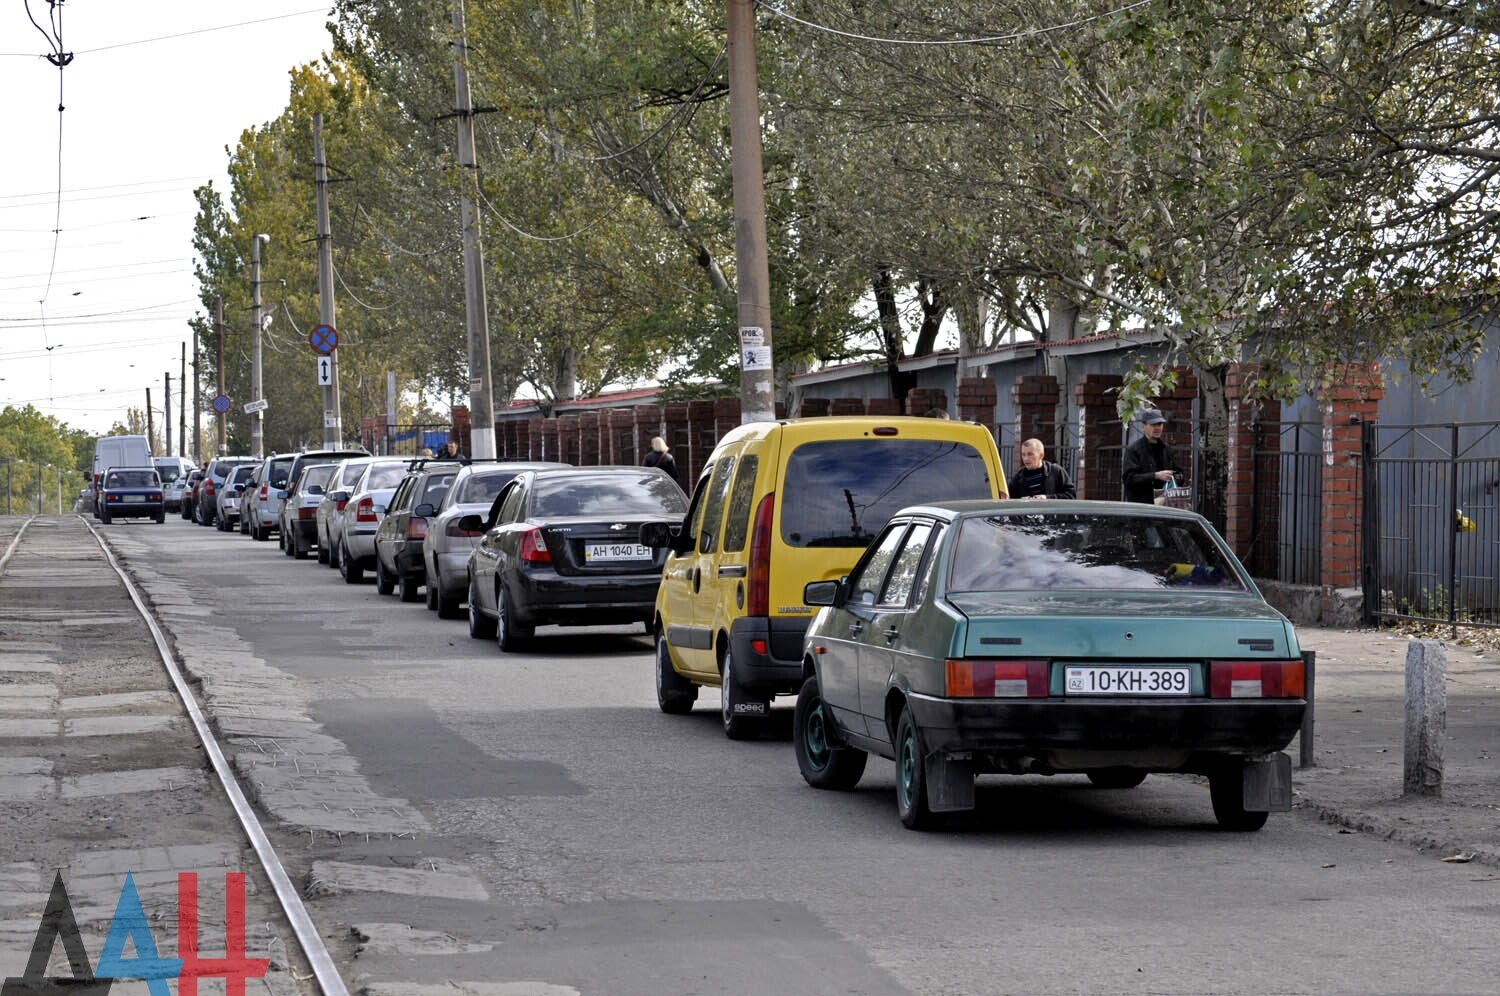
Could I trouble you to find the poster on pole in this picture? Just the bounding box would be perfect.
[739,326,771,371]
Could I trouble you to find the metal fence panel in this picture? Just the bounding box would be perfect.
[1246,420,1323,585]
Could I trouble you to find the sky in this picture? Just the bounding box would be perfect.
[0,2,335,440]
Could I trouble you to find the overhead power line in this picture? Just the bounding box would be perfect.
[757,0,1157,46]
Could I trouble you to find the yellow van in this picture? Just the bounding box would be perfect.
[644,415,1008,738]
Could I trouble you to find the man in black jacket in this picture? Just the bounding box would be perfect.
[1121,408,1182,503]
[1008,438,1076,499]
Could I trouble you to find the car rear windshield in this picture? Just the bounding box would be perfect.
[455,470,518,504]
[106,471,157,487]
[301,465,336,490]
[267,458,296,489]
[364,464,408,490]
[780,438,992,548]
[948,512,1247,592]
[154,462,184,483]
[532,473,689,517]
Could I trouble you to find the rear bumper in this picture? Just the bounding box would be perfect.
[103,501,163,518]
[509,571,659,626]
[730,616,814,697]
[435,549,472,594]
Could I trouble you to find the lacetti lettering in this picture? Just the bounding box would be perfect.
[3,871,270,996]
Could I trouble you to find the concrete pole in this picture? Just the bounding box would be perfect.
[726,0,776,424]
[215,296,227,455]
[145,388,154,448]
[251,233,269,459]
[1404,639,1447,796]
[313,115,344,448]
[192,328,201,462]
[179,343,187,459]
[165,372,172,454]
[451,0,497,459]
[387,370,397,455]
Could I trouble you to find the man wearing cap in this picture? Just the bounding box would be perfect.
[1121,407,1183,503]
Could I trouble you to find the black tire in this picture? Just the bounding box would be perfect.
[793,675,866,789]
[1210,764,1270,831]
[375,555,395,595]
[340,542,363,584]
[283,530,296,557]
[1087,769,1149,789]
[719,647,761,741]
[100,510,111,524]
[425,575,439,610]
[240,514,249,535]
[495,586,533,651]
[436,583,463,620]
[317,537,330,564]
[895,704,938,830]
[154,511,165,524]
[467,574,497,639]
[655,633,697,715]
[399,572,421,603]
[327,537,341,569]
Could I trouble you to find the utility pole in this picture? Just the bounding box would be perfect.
[164,372,172,454]
[450,0,497,458]
[726,0,776,424]
[145,388,154,448]
[312,113,344,448]
[250,233,270,459]
[179,344,186,458]
[215,296,227,455]
[192,327,201,463]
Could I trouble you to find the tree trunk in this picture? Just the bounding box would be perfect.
[1196,365,1230,534]
[873,267,913,402]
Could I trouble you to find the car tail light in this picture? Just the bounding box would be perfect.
[945,659,1050,698]
[406,516,428,541]
[335,498,348,512]
[519,527,551,564]
[1208,660,1305,699]
[259,483,269,499]
[446,518,483,538]
[298,506,317,520]
[150,493,161,501]
[747,493,774,616]
[106,493,118,502]
[356,497,378,523]
[203,480,215,496]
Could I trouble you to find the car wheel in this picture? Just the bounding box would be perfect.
[655,633,697,715]
[327,539,341,570]
[240,515,249,535]
[793,674,866,789]
[340,542,363,584]
[467,575,497,639]
[154,511,165,524]
[317,538,330,565]
[719,648,761,741]
[399,572,421,603]
[895,704,938,830]
[283,531,296,557]
[496,586,533,651]
[425,575,439,610]
[1087,769,1149,789]
[436,583,463,620]
[1209,763,1270,832]
[100,510,112,524]
[375,555,395,595]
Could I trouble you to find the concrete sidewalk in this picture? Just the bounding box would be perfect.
[1292,626,1500,866]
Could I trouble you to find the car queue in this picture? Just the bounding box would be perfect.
[129,414,1306,834]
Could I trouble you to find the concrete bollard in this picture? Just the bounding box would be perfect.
[1403,639,1446,797]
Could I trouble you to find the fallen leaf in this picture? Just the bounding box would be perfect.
[1443,853,1475,863]
[1322,863,1337,868]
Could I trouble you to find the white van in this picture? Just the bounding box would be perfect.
[153,456,195,513]
[92,435,153,516]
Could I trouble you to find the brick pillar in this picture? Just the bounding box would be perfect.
[557,414,581,465]
[715,397,742,439]
[1074,374,1124,501]
[865,398,902,416]
[1319,363,1383,621]
[578,411,600,466]
[830,397,865,416]
[798,397,831,418]
[451,405,471,455]
[543,417,561,462]
[1153,367,1199,470]
[1224,365,1281,562]
[662,402,689,477]
[1012,375,1060,453]
[905,387,948,417]
[957,377,996,427]
[687,400,717,483]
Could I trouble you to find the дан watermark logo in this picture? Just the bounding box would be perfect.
[2,871,270,995]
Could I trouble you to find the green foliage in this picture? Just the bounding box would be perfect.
[0,405,91,514]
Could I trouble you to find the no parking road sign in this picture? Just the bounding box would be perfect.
[211,394,231,414]
[309,324,338,354]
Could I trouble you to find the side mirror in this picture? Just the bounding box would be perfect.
[414,502,435,518]
[275,489,290,500]
[229,486,243,496]
[457,513,485,533]
[638,522,672,548]
[803,580,839,607]
[308,485,325,496]
[330,490,349,503]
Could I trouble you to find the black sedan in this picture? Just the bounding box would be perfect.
[465,467,688,650]
[98,467,166,524]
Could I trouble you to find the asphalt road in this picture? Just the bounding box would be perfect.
[12,513,1500,996]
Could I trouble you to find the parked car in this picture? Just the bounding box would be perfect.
[423,461,569,617]
[316,457,384,567]
[214,464,256,532]
[195,456,256,527]
[154,456,194,513]
[277,463,337,559]
[179,469,204,520]
[243,453,297,541]
[373,460,464,602]
[466,466,688,651]
[92,434,152,517]
[792,499,1306,831]
[333,460,409,584]
[640,415,1008,739]
[97,467,165,524]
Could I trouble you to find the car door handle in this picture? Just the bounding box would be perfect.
[884,626,900,645]
[848,620,864,636]
[717,565,747,578]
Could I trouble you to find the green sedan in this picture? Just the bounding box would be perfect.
[794,500,1306,831]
